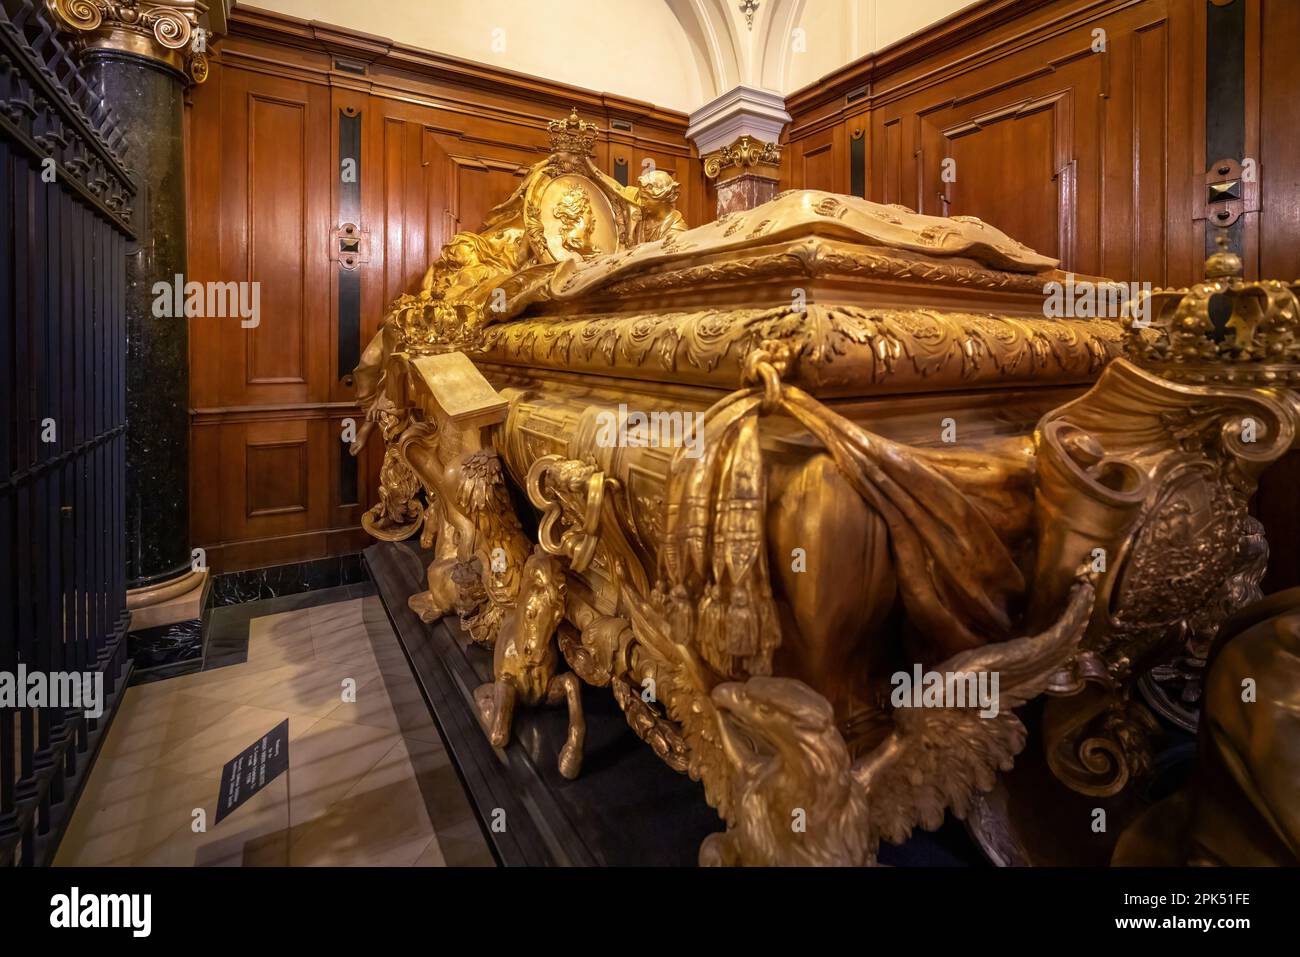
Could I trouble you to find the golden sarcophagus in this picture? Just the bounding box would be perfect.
[354,111,1300,866]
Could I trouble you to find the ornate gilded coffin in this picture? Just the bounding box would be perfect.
[354,112,1300,866]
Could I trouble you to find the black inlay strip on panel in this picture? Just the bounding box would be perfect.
[338,270,361,380]
[1205,0,1245,257]
[339,429,358,506]
[613,156,629,187]
[338,109,362,380]
[850,130,866,199]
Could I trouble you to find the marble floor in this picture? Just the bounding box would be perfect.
[55,588,495,867]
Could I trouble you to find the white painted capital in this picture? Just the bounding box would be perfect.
[686,85,791,156]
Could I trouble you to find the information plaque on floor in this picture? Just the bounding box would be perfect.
[215,719,289,825]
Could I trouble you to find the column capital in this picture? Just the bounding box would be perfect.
[688,86,788,216]
[686,85,790,156]
[702,134,782,183]
[46,0,224,83]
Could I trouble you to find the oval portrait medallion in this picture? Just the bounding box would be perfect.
[535,174,618,263]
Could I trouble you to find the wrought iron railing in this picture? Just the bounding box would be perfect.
[0,0,135,866]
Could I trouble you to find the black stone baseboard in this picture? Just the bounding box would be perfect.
[128,618,206,683]
[128,575,215,684]
[210,554,368,607]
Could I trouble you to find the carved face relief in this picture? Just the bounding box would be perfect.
[552,185,599,259]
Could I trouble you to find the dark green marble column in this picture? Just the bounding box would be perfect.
[80,50,191,589]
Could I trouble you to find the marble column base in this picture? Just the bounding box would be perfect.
[127,571,212,681]
[716,173,780,216]
[128,568,208,632]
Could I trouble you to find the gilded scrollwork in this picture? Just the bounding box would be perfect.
[702,134,781,180]
[1029,357,1296,796]
[475,304,1124,395]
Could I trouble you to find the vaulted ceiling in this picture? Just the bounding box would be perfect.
[244,0,973,113]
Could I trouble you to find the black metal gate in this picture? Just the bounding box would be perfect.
[0,0,135,866]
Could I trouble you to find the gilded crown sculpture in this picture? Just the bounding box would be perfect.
[350,111,1300,866]
[547,107,599,156]
[1125,234,1300,386]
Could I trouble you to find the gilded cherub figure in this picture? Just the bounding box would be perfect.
[634,168,687,242]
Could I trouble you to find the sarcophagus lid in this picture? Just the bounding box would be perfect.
[471,189,1127,398]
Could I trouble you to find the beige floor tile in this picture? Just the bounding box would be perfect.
[288,738,437,866]
[147,704,318,777]
[307,597,362,628]
[313,594,411,675]
[361,597,418,672]
[96,690,245,768]
[177,660,304,706]
[54,758,214,867]
[58,592,486,868]
[412,835,447,866]
[311,619,382,669]
[240,608,318,669]
[281,717,402,824]
[204,658,382,719]
[370,632,414,677]
[390,735,494,867]
[140,774,292,867]
[250,608,315,641]
[126,659,259,700]
[321,671,440,741]
[433,816,496,867]
[360,594,387,620]
[352,734,442,794]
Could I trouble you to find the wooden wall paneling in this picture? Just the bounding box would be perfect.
[246,439,308,519]
[447,154,531,235]
[220,416,312,543]
[796,124,846,194]
[1130,17,1169,285]
[903,51,1095,270]
[1238,0,1260,280]
[1253,0,1300,593]
[188,8,700,573]
[188,57,225,561]
[358,95,460,337]
[186,60,220,410]
[870,116,905,206]
[1165,0,1203,289]
[929,90,1073,262]
[787,0,1204,287]
[217,66,332,407]
[188,414,222,558]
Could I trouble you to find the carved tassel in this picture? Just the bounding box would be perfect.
[719,417,764,585]
[716,416,780,674]
[668,583,696,641]
[726,587,758,659]
[697,583,724,671]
